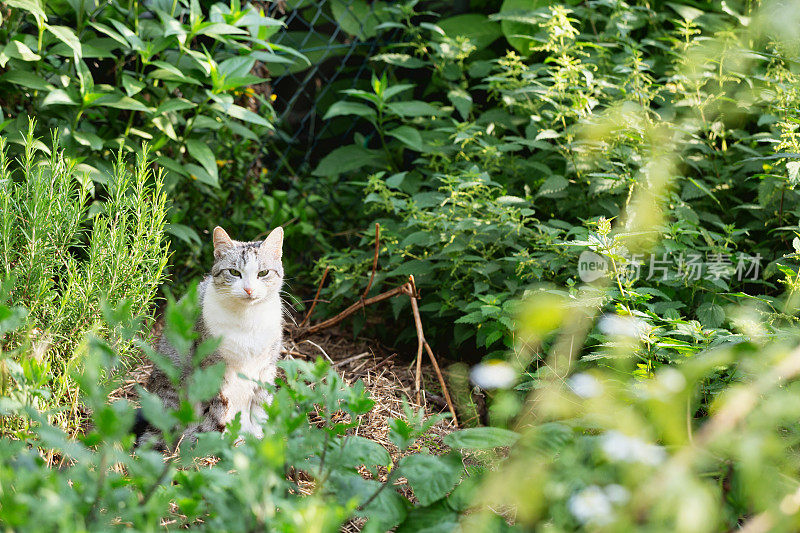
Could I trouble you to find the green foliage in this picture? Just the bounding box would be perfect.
[0,0,299,252]
[310,0,800,373]
[0,124,169,431]
[0,0,290,182]
[465,284,800,531]
[0,289,507,532]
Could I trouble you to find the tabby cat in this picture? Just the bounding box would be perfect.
[139,226,284,444]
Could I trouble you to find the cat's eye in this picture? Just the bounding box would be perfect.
[258,270,272,278]
[228,269,242,278]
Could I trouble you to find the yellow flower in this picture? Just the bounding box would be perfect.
[270,93,277,102]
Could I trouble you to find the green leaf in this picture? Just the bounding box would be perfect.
[448,88,473,120]
[382,83,415,101]
[0,70,51,90]
[51,38,118,58]
[697,302,725,329]
[185,139,220,187]
[42,89,79,106]
[388,418,415,450]
[137,386,176,434]
[148,62,203,85]
[788,161,800,187]
[72,130,103,150]
[121,74,146,97]
[438,14,502,52]
[93,94,151,112]
[109,19,144,50]
[227,121,258,141]
[0,40,41,68]
[152,116,178,141]
[6,0,46,21]
[188,362,226,404]
[0,304,27,336]
[387,100,444,117]
[329,472,408,530]
[537,175,569,197]
[211,102,271,127]
[312,145,385,177]
[497,0,542,55]
[47,25,82,59]
[398,453,463,506]
[155,98,197,115]
[88,22,128,47]
[218,55,256,78]
[443,427,520,450]
[323,101,376,121]
[388,126,423,151]
[667,2,706,21]
[330,0,390,40]
[332,436,391,471]
[371,53,427,68]
[395,501,460,533]
[165,223,201,246]
[34,419,91,461]
[196,22,248,37]
[185,163,218,187]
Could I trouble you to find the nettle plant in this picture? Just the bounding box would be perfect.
[0,288,518,532]
[308,1,800,373]
[0,0,299,201]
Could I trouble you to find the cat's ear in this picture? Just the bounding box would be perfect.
[213,226,234,258]
[260,226,283,259]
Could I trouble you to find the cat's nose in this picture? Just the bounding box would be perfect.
[244,287,253,296]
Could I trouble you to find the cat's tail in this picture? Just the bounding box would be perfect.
[132,408,149,440]
[131,408,165,450]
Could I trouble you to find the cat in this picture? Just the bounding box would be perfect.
[138,225,285,445]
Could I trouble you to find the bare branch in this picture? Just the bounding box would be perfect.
[362,223,380,299]
[299,266,329,328]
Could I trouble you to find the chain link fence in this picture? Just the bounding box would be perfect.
[258,0,402,178]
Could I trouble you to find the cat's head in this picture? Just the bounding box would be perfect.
[210,226,284,302]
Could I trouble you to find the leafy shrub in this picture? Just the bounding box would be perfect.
[0,0,298,247]
[0,124,168,431]
[470,286,800,532]
[0,287,515,532]
[308,1,800,373]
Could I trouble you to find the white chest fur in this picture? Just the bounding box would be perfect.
[202,284,282,434]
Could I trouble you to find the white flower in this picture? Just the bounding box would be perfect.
[601,430,666,466]
[569,485,614,526]
[604,484,630,504]
[657,367,686,393]
[598,314,649,339]
[568,373,602,399]
[470,360,516,389]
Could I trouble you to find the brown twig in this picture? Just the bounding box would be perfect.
[408,276,458,427]
[362,223,380,299]
[409,277,424,405]
[296,283,412,337]
[293,241,457,426]
[333,352,371,368]
[372,352,398,370]
[299,266,329,328]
